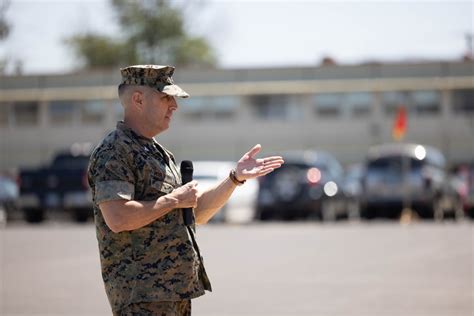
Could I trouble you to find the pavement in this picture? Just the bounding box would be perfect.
[1,220,473,316]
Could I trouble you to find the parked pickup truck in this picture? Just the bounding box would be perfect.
[19,151,92,223]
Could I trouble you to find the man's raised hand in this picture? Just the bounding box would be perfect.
[235,144,284,181]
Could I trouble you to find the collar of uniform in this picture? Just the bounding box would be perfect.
[116,121,176,163]
[152,139,176,163]
[116,121,154,145]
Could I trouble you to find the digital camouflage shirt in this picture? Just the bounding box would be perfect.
[87,121,211,313]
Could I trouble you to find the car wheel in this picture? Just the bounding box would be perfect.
[73,208,91,223]
[468,207,474,219]
[307,208,323,221]
[257,208,272,221]
[360,205,376,220]
[24,208,45,223]
[282,210,298,221]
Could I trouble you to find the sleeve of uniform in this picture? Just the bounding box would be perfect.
[90,149,136,204]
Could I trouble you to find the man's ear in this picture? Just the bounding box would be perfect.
[131,90,144,111]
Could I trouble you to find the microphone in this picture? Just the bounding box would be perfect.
[180,160,195,226]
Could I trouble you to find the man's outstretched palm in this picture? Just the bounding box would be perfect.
[235,144,284,181]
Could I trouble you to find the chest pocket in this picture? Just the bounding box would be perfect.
[134,146,182,200]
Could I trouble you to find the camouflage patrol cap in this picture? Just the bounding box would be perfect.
[120,65,189,98]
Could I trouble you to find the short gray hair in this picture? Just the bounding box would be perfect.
[118,84,154,106]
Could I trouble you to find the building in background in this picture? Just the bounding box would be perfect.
[0,61,473,170]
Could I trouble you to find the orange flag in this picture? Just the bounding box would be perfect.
[392,106,407,141]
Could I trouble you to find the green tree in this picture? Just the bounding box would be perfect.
[68,0,216,70]
[66,34,138,69]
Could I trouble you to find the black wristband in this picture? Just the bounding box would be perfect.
[229,169,246,186]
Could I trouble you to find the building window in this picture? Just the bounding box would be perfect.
[382,91,410,115]
[287,95,305,120]
[49,101,77,125]
[13,102,39,126]
[346,92,372,117]
[250,94,291,120]
[412,90,440,115]
[212,96,238,119]
[314,93,342,117]
[452,89,474,114]
[180,95,238,119]
[180,96,210,119]
[81,100,105,124]
[0,103,10,127]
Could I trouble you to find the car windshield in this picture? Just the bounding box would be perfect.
[368,156,423,171]
[52,155,90,169]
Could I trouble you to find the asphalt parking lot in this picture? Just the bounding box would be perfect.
[1,220,473,316]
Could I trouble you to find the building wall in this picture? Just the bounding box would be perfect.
[1,62,473,171]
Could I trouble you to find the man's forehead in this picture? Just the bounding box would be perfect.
[128,85,164,96]
[150,89,169,98]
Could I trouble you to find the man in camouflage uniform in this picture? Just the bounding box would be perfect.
[88,65,284,315]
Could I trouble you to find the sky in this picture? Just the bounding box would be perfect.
[0,0,472,74]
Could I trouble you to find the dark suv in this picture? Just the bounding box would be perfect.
[256,150,346,221]
[360,143,459,219]
[19,151,92,223]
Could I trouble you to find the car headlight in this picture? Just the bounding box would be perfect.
[323,181,338,197]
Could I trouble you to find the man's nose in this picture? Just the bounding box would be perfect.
[170,98,178,110]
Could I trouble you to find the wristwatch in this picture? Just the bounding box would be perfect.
[229,169,246,186]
